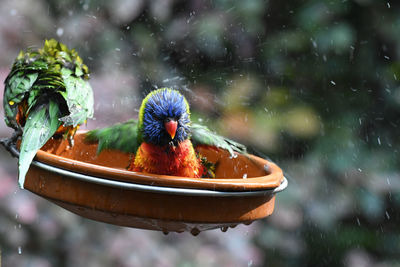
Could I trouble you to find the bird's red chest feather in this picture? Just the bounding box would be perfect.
[129,139,204,178]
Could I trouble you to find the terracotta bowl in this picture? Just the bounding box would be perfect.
[13,132,287,235]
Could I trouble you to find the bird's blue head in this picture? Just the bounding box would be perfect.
[138,88,191,146]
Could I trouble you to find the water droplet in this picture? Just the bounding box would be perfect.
[220,227,228,232]
[387,2,391,8]
[377,136,381,145]
[18,246,22,254]
[356,217,361,226]
[330,81,336,86]
[190,228,200,236]
[264,164,270,173]
[310,38,317,48]
[243,173,247,179]
[85,14,97,20]
[56,28,64,37]
[385,211,390,219]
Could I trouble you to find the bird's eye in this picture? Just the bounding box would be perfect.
[163,117,179,123]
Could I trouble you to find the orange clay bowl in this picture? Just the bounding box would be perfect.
[13,132,287,235]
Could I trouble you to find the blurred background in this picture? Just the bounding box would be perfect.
[0,0,399,266]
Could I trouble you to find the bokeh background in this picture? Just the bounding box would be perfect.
[1,0,400,266]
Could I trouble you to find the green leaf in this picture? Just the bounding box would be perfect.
[85,120,139,154]
[18,100,62,188]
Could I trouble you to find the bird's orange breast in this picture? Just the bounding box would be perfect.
[129,139,204,178]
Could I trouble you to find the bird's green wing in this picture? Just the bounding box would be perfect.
[3,58,48,129]
[58,68,94,127]
[190,123,247,156]
[85,120,139,154]
[27,67,66,111]
[40,40,93,128]
[18,99,63,188]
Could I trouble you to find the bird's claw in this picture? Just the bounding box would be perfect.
[0,129,22,158]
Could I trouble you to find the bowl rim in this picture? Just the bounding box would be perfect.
[9,132,286,193]
[29,157,288,197]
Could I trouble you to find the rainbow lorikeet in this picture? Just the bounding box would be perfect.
[85,88,246,178]
[2,39,94,188]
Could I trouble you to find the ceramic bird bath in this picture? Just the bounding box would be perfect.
[2,132,287,235]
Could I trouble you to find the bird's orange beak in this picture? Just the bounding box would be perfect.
[165,119,178,139]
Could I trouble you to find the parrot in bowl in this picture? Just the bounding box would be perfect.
[85,88,246,178]
[2,39,94,188]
